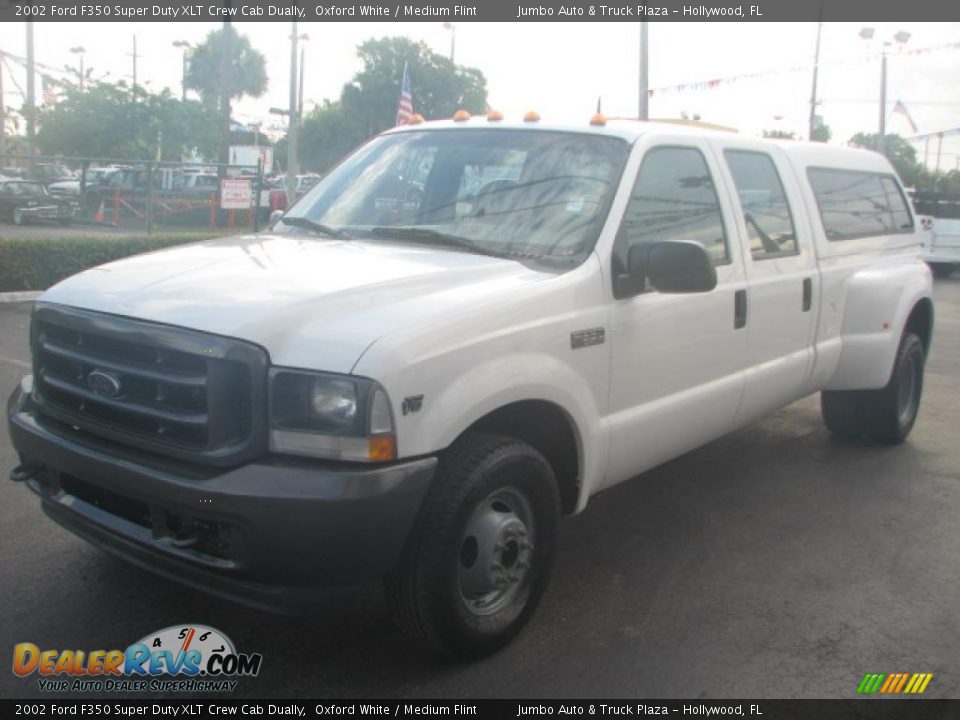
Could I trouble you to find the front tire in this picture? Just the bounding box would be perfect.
[385,433,560,658]
[12,208,25,225]
[821,332,925,445]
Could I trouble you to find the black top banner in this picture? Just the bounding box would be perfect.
[2,0,960,22]
[3,700,960,720]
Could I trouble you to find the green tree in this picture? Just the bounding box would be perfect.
[184,27,268,107]
[185,26,268,161]
[810,123,832,143]
[35,82,217,161]
[848,132,923,186]
[298,36,488,173]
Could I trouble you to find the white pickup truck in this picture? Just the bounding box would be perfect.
[8,117,933,658]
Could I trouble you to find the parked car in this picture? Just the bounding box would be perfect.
[169,172,221,197]
[267,173,322,211]
[0,179,80,224]
[31,163,76,184]
[7,118,933,658]
[47,167,123,198]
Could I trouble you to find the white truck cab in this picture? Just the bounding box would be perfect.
[8,116,933,658]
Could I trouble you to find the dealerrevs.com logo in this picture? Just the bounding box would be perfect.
[12,624,262,693]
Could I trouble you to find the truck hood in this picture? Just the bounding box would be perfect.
[40,233,551,373]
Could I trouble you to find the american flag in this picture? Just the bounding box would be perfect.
[891,100,918,134]
[42,76,59,105]
[395,61,414,126]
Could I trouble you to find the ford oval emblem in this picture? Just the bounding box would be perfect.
[87,370,122,398]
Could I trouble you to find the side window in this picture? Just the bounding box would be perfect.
[807,168,914,240]
[881,176,914,232]
[616,146,729,270]
[724,150,798,259]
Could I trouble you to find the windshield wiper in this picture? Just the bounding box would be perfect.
[370,226,507,258]
[281,216,349,239]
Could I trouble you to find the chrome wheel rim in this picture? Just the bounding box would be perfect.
[897,351,920,428]
[457,486,535,617]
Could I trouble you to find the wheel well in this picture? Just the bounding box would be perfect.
[905,298,933,357]
[463,401,580,515]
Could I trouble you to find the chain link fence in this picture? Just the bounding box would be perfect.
[0,154,284,235]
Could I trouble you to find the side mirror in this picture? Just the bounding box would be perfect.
[628,240,717,294]
[268,209,284,228]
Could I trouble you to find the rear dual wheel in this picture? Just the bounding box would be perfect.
[821,332,925,444]
[385,433,560,659]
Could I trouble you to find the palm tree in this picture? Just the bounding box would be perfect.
[185,26,268,162]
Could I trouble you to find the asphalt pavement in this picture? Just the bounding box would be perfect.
[1,277,959,700]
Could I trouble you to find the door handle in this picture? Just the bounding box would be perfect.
[734,289,747,329]
[802,277,812,312]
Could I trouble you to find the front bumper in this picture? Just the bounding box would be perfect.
[7,378,436,611]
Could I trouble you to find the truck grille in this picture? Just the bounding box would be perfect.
[31,304,269,466]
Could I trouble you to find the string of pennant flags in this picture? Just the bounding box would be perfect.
[3,39,959,107]
[646,41,960,97]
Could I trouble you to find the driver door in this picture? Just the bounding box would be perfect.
[603,140,749,489]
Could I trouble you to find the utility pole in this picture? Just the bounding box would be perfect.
[638,22,649,120]
[443,22,456,63]
[129,35,139,91]
[173,40,192,101]
[878,48,887,156]
[0,46,6,161]
[298,45,305,121]
[26,22,36,166]
[70,47,86,90]
[286,22,300,205]
[219,19,233,164]
[808,16,823,141]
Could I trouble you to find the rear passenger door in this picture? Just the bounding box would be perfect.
[716,143,818,422]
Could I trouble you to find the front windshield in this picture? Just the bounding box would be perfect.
[282,129,628,261]
[6,182,47,196]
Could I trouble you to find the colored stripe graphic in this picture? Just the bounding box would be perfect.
[858,673,885,693]
[858,672,933,694]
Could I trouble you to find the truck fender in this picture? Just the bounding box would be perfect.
[397,352,605,513]
[824,262,933,391]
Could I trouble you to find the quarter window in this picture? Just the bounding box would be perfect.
[807,168,914,240]
[616,146,729,269]
[724,150,798,259]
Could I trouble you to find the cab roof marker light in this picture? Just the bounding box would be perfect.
[453,110,471,122]
[590,113,607,127]
[523,111,541,122]
[408,114,425,125]
[487,110,504,122]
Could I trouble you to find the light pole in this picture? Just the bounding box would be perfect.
[69,46,86,90]
[442,23,455,63]
[286,23,301,205]
[860,27,910,156]
[172,40,192,101]
[638,22,649,120]
[297,33,308,122]
[808,18,822,141]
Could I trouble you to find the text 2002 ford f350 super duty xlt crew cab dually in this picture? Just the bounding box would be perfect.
[8,116,933,658]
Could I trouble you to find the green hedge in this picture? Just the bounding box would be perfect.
[0,233,225,292]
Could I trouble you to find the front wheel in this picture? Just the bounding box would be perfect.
[821,332,925,445]
[385,433,560,658]
[12,208,25,225]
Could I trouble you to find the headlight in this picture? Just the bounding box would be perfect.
[268,369,396,462]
